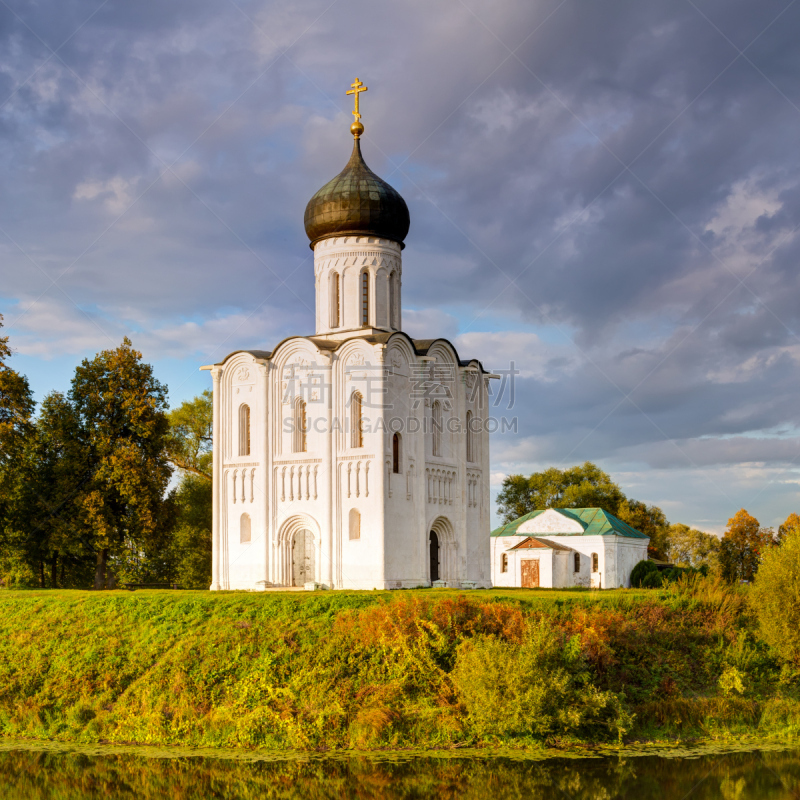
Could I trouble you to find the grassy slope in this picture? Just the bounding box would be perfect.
[0,586,798,751]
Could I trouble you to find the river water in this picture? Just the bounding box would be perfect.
[0,745,798,799]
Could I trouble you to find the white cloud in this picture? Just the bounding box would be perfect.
[74,176,136,216]
[454,331,577,379]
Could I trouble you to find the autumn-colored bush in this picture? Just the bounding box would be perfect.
[751,528,800,664]
[452,623,632,743]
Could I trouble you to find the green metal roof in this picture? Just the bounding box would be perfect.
[490,508,649,540]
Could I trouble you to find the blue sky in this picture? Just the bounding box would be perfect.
[3,0,800,533]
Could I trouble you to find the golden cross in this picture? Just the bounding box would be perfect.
[346,78,368,121]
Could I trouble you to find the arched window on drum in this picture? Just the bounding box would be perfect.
[361,272,369,326]
[330,272,340,328]
[389,270,399,329]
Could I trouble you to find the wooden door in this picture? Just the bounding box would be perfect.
[520,559,539,588]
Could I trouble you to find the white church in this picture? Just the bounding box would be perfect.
[203,81,492,591]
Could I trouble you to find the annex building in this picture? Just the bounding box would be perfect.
[203,80,492,591]
[490,508,650,589]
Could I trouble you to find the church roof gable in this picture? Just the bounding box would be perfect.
[508,536,574,551]
[210,332,489,373]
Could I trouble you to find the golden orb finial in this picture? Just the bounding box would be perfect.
[346,77,368,137]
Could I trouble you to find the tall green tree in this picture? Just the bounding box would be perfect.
[70,338,175,588]
[170,474,212,588]
[719,509,774,583]
[668,523,720,570]
[10,392,95,587]
[167,390,212,480]
[0,314,35,463]
[616,499,670,559]
[0,314,36,584]
[496,462,627,524]
[166,391,213,587]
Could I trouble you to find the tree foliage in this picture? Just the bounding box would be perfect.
[170,474,212,589]
[496,462,626,523]
[751,528,800,663]
[0,329,218,588]
[69,338,175,588]
[7,392,96,587]
[668,523,721,570]
[778,513,800,544]
[167,390,212,480]
[616,499,670,559]
[496,462,675,557]
[0,315,36,583]
[0,313,35,467]
[719,509,774,583]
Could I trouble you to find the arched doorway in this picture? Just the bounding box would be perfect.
[292,529,315,587]
[429,531,440,583]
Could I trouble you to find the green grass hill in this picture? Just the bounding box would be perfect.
[0,582,798,752]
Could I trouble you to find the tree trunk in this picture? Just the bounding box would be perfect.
[50,555,58,589]
[39,561,45,588]
[94,548,108,590]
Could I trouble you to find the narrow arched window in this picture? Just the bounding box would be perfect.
[574,552,581,573]
[392,432,401,474]
[238,404,250,456]
[350,391,363,448]
[592,553,599,572]
[432,400,442,457]
[501,553,508,573]
[361,271,369,326]
[330,272,340,328]
[466,410,474,463]
[240,513,251,543]
[293,397,307,453]
[389,270,397,329]
[349,508,361,540]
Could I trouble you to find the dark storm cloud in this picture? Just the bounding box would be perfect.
[1,0,799,528]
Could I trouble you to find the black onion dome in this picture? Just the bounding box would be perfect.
[304,139,410,247]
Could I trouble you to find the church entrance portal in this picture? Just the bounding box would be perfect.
[520,559,540,588]
[429,531,440,583]
[292,529,315,587]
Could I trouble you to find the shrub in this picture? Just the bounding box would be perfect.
[751,528,800,663]
[451,622,632,743]
[642,571,663,589]
[630,560,658,588]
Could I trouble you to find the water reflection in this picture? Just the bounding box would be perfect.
[0,747,798,799]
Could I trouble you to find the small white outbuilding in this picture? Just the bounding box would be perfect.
[490,508,649,589]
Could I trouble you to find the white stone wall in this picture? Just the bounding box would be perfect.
[537,534,648,589]
[490,532,649,589]
[209,330,492,591]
